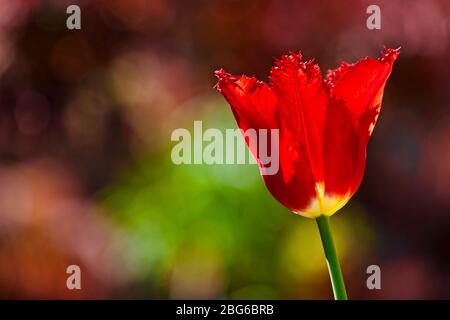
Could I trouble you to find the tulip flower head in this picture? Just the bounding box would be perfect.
[215,48,399,218]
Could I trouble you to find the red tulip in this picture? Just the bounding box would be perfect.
[215,48,399,219]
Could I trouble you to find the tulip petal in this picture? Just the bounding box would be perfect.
[215,69,278,164]
[322,48,399,208]
[323,99,362,210]
[269,53,327,184]
[215,69,278,132]
[215,66,321,216]
[326,48,399,122]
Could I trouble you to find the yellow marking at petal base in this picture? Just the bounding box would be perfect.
[315,182,326,213]
[293,181,351,219]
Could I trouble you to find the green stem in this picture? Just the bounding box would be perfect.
[316,215,348,300]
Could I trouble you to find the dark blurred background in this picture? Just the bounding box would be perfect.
[0,0,449,299]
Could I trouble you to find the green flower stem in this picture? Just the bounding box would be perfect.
[316,215,348,300]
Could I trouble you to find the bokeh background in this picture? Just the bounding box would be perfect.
[0,0,449,299]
